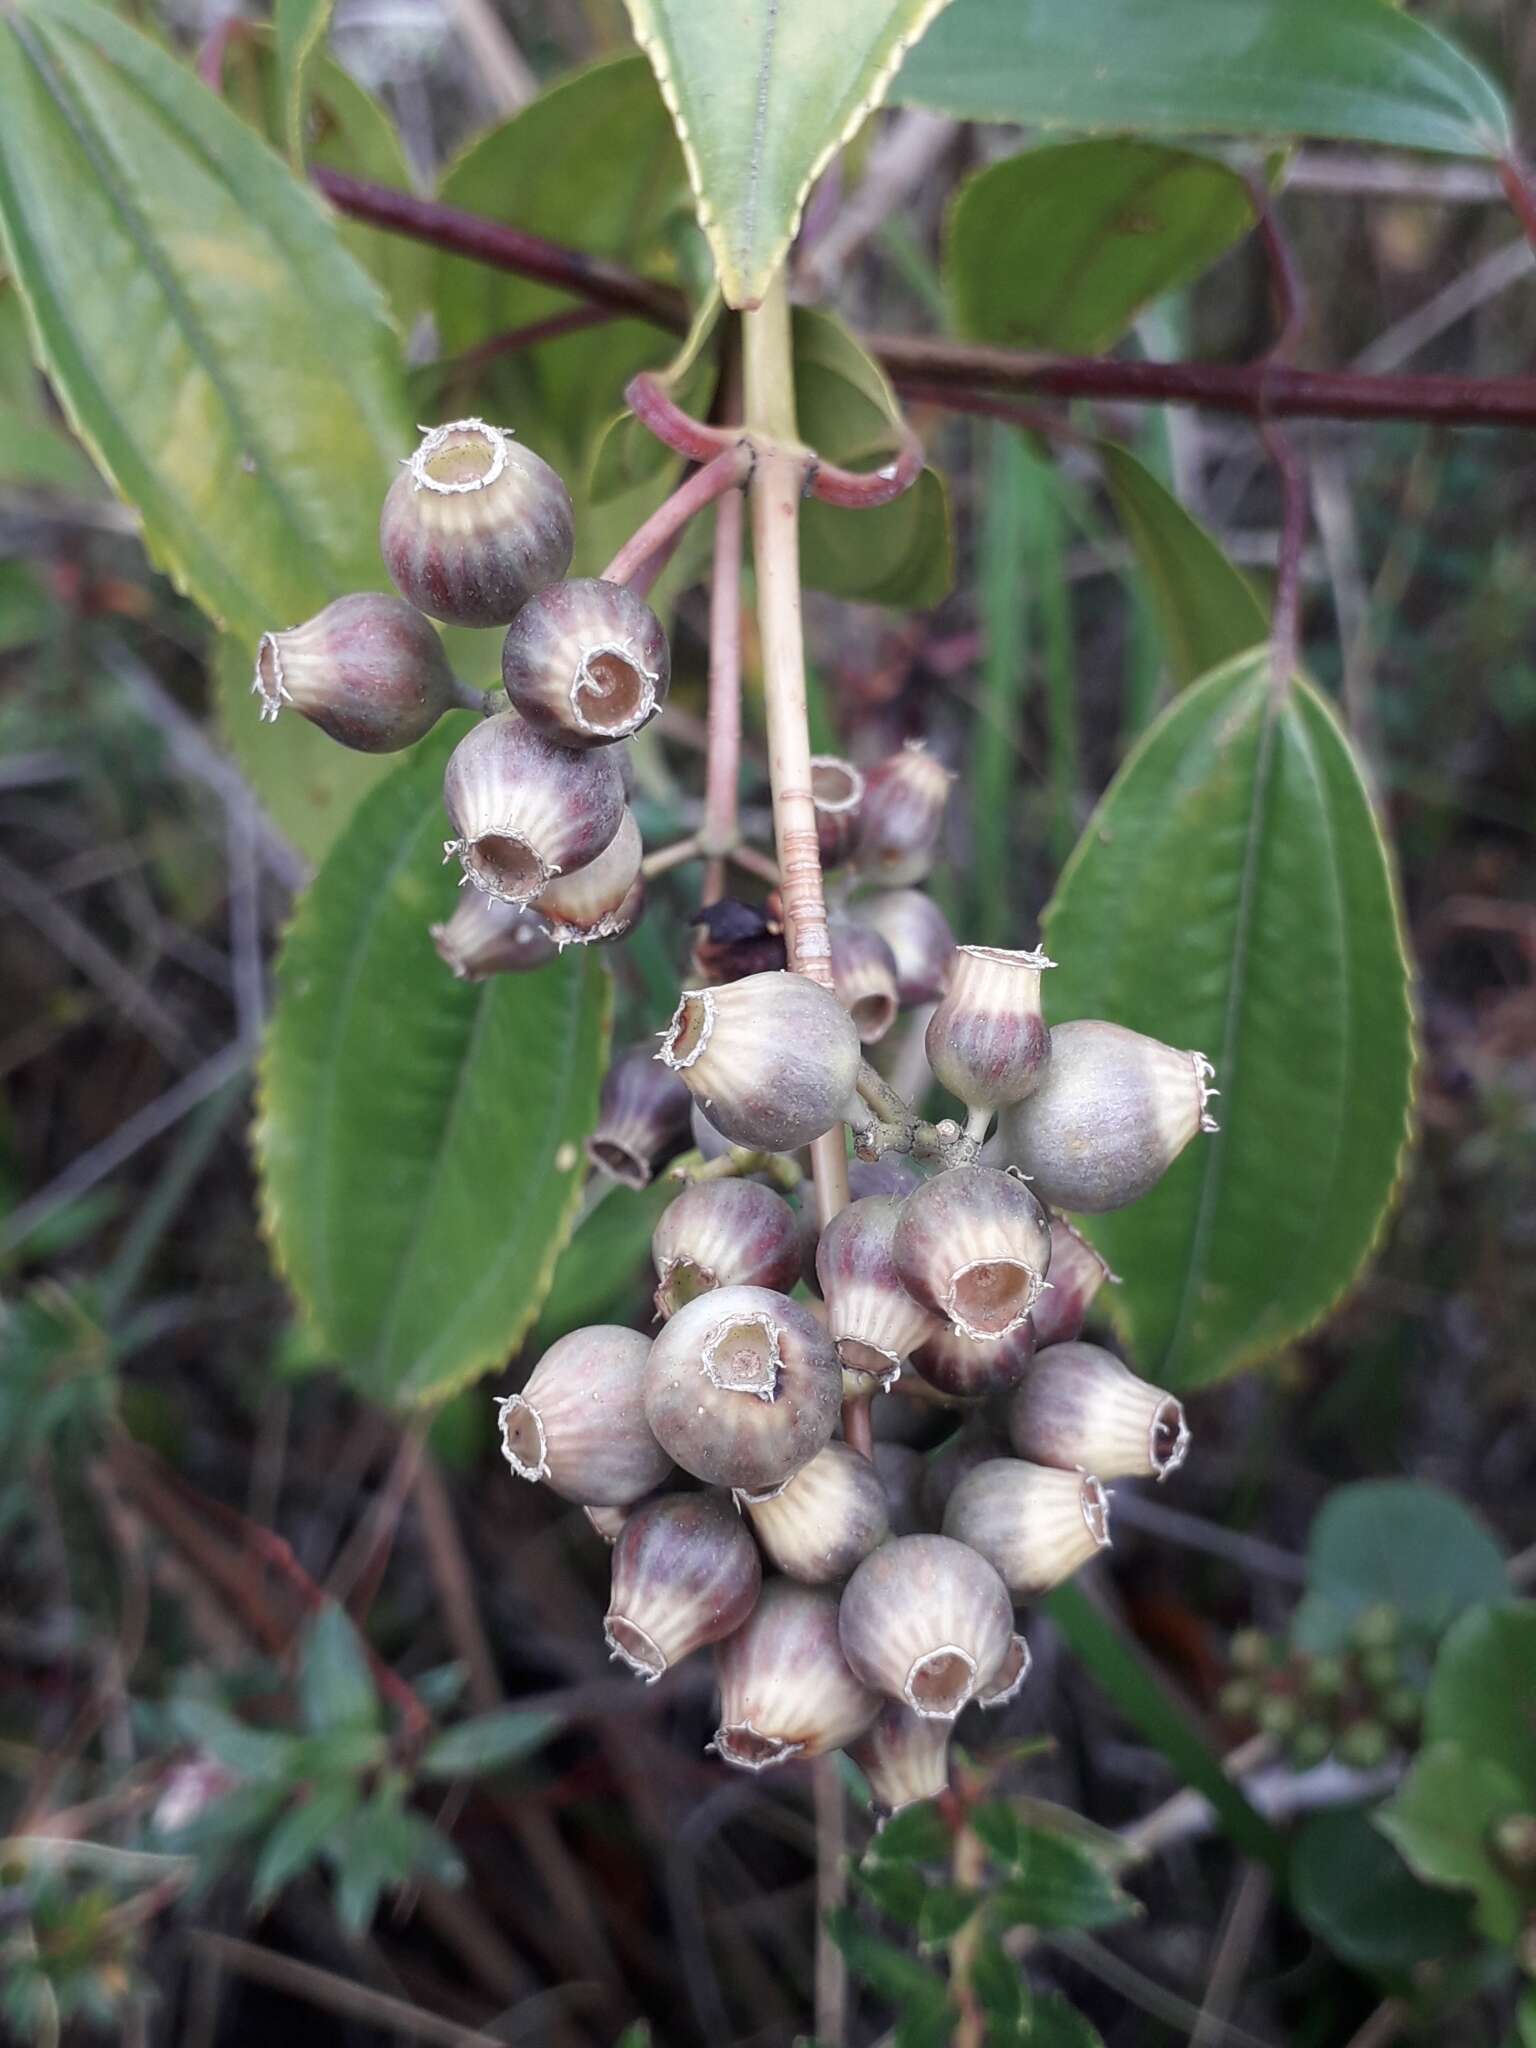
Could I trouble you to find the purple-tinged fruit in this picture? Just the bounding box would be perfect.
[1031,1221,1116,1347]
[431,891,556,980]
[925,944,1053,1112]
[829,918,901,1045]
[586,1045,693,1190]
[811,755,865,869]
[253,593,459,752]
[651,1179,803,1318]
[816,1196,941,1388]
[976,1633,1032,1708]
[848,1702,952,1819]
[943,1459,1111,1599]
[1007,1342,1190,1482]
[892,1165,1051,1343]
[502,577,669,745]
[996,1020,1218,1213]
[854,890,955,1007]
[910,1318,1035,1401]
[642,1285,841,1495]
[380,419,573,627]
[854,743,953,887]
[838,1533,1012,1720]
[532,808,642,943]
[712,1580,879,1770]
[497,1326,670,1507]
[743,1442,890,1585]
[443,710,625,904]
[605,1492,761,1681]
[657,971,860,1153]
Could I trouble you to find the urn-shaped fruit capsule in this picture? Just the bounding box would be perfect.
[604,1491,762,1681]
[943,1459,1111,1600]
[650,1179,803,1318]
[712,1580,880,1770]
[1007,1341,1189,1482]
[829,919,901,1045]
[743,1442,890,1585]
[838,1533,1013,1719]
[1031,1220,1116,1348]
[531,808,642,943]
[584,1504,631,1543]
[643,1285,841,1494]
[925,945,1054,1113]
[976,1632,1032,1709]
[816,1196,941,1387]
[497,1326,671,1507]
[657,971,861,1153]
[431,890,557,980]
[380,419,574,627]
[811,755,866,869]
[442,710,625,904]
[854,890,955,1007]
[910,1318,1035,1401]
[586,1045,693,1189]
[847,1156,924,1202]
[997,1019,1218,1212]
[848,1701,952,1819]
[892,1165,1052,1343]
[855,743,954,887]
[501,577,670,745]
[253,593,460,752]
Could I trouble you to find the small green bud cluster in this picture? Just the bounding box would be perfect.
[1216,1604,1424,1771]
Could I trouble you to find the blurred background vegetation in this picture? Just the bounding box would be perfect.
[2,1,1535,2044]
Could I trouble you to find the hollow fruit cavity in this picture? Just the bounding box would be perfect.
[660,991,712,1068]
[418,422,501,491]
[947,1259,1036,1338]
[604,1613,666,1681]
[1150,1398,1191,1481]
[655,1259,715,1318]
[467,833,549,901]
[588,1139,648,1188]
[702,1315,781,1399]
[714,1723,803,1771]
[906,1646,977,1719]
[497,1396,547,1482]
[253,635,286,721]
[811,758,863,812]
[837,1338,900,1385]
[851,992,897,1042]
[574,651,651,734]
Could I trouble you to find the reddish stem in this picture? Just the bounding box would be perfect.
[450,303,618,378]
[625,371,739,463]
[600,443,753,587]
[313,169,690,334]
[843,1396,874,1460]
[1499,155,1536,257]
[808,428,925,508]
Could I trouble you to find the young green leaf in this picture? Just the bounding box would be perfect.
[298,1605,380,1735]
[968,1809,1135,1932]
[419,1709,561,1780]
[621,0,954,307]
[0,0,408,651]
[1421,1603,1536,1797]
[256,722,611,1409]
[252,1777,359,1906]
[948,141,1254,356]
[828,1908,955,2042]
[1291,1808,1474,1977]
[1377,1743,1530,1946]
[793,308,952,608]
[1099,443,1268,691]
[894,0,1511,159]
[166,1698,300,1784]
[1042,652,1416,1391]
[274,0,334,164]
[1292,1481,1507,1654]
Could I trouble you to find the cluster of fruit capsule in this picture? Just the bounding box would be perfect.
[1217,1607,1424,1772]
[254,414,1220,1813]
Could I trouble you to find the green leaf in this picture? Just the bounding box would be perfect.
[1422,1603,1536,1798]
[1519,1986,1536,2048]
[917,1884,980,1946]
[434,57,695,483]
[1291,1807,1473,1976]
[1099,443,1268,691]
[793,307,952,608]
[869,1801,953,1866]
[828,1909,954,2040]
[298,1605,379,1735]
[274,0,333,163]
[1042,652,1416,1390]
[253,1777,358,1905]
[256,722,611,1408]
[324,1786,465,1929]
[531,1178,675,1348]
[1292,1481,1508,1654]
[622,0,955,307]
[1025,1992,1107,2048]
[948,140,1253,356]
[0,283,97,492]
[1377,1743,1529,1946]
[969,1809,1134,1933]
[893,0,1511,159]
[0,0,409,650]
[419,1708,560,1780]
[1045,1580,1285,1871]
[167,1698,300,1784]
